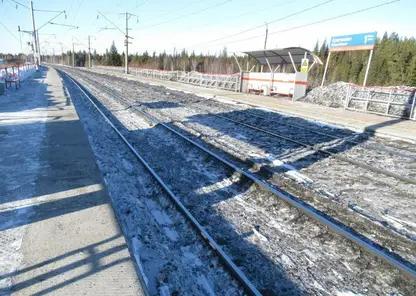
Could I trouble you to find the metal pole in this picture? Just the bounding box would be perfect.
[125,13,129,74]
[264,22,268,49]
[321,51,331,87]
[37,31,41,63]
[29,0,39,68]
[363,49,373,87]
[410,92,416,121]
[88,36,91,68]
[19,30,23,53]
[72,43,75,67]
[288,52,297,73]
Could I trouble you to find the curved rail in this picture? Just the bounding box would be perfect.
[209,113,416,186]
[62,68,416,280]
[59,70,262,296]
[234,109,416,161]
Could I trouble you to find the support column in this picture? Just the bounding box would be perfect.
[29,0,40,67]
[88,36,91,68]
[125,13,129,74]
[363,49,373,87]
[72,43,75,67]
[321,51,331,87]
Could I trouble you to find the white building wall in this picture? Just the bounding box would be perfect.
[241,71,308,99]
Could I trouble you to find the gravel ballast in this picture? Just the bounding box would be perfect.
[59,67,415,295]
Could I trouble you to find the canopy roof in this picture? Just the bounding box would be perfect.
[240,47,323,66]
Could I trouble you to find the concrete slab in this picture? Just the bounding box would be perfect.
[0,67,146,295]
[91,68,416,142]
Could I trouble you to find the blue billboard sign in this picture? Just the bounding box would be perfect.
[329,32,377,52]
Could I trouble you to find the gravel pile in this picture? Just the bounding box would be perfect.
[299,82,349,108]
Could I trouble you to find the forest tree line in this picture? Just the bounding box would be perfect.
[6,32,416,87]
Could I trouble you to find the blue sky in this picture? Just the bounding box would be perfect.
[1,0,415,56]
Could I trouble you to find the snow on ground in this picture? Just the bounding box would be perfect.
[61,73,244,295]
[74,69,416,256]
[0,70,47,292]
[61,67,415,295]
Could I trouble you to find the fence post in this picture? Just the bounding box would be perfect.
[385,90,392,115]
[365,88,371,111]
[411,91,416,121]
[345,84,350,108]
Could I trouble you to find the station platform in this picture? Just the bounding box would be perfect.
[91,68,416,142]
[0,67,145,295]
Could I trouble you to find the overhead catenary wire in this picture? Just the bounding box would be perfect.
[0,19,20,42]
[188,0,334,49]
[97,11,126,35]
[64,0,75,25]
[186,0,301,32]
[136,0,150,8]
[72,36,87,47]
[71,0,85,26]
[138,0,233,30]
[35,8,65,13]
[190,0,401,50]
[140,0,204,24]
[7,0,29,9]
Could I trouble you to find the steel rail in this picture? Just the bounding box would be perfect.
[63,68,416,279]
[209,113,416,186]
[59,69,262,296]
[237,110,416,161]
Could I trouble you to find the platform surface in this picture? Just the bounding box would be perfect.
[0,67,145,295]
[92,67,416,142]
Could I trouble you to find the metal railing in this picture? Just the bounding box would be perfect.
[95,66,240,92]
[345,84,416,120]
[176,71,240,92]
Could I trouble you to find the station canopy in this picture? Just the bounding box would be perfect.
[240,47,323,66]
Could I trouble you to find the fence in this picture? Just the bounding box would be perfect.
[345,84,416,120]
[95,66,240,92]
[0,63,37,90]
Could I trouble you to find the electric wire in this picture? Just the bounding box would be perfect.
[139,0,204,24]
[138,0,233,30]
[186,0,301,32]
[190,0,400,50]
[0,19,20,42]
[7,0,29,10]
[188,0,334,49]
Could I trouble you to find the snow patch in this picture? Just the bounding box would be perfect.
[252,227,269,242]
[163,227,179,242]
[197,275,216,296]
[131,237,149,286]
[267,156,313,185]
[159,285,170,296]
[181,246,202,267]
[336,289,362,296]
[151,210,172,226]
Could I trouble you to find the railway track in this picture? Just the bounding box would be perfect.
[74,68,416,184]
[225,109,416,161]
[58,67,416,290]
[93,65,416,159]
[72,68,416,245]
[226,108,416,161]
[208,112,416,185]
[59,69,259,295]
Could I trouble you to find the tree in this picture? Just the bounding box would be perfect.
[107,41,122,66]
